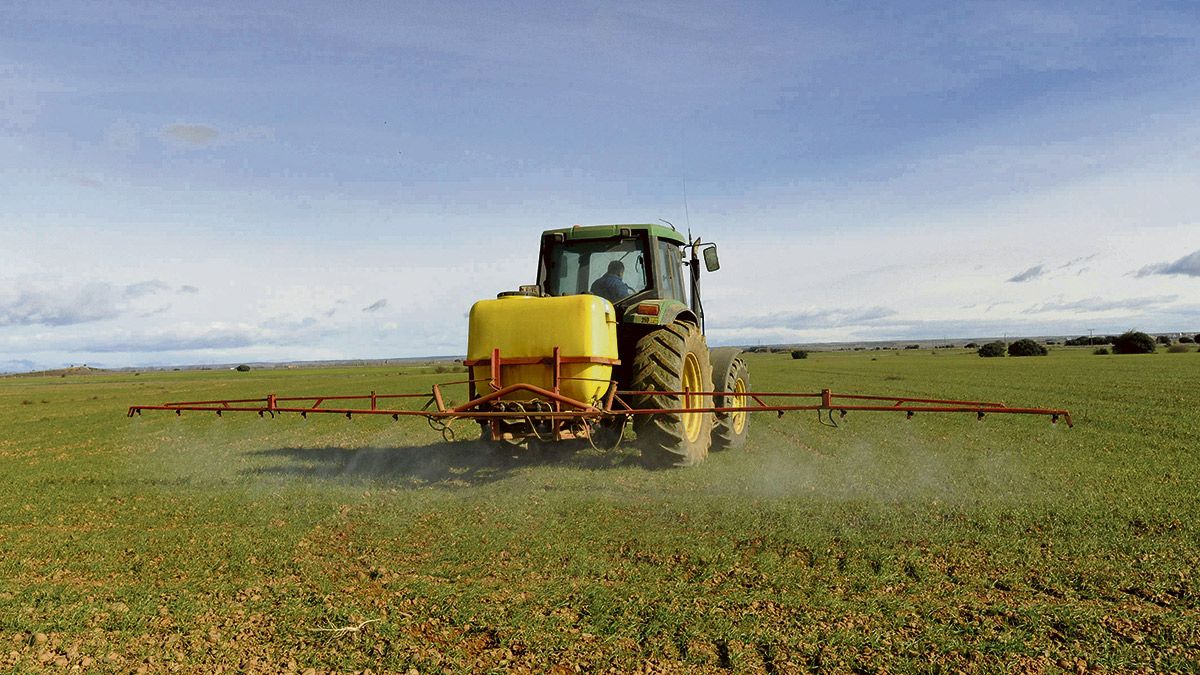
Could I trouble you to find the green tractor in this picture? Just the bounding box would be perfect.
[128,223,1073,456]
[532,223,749,466]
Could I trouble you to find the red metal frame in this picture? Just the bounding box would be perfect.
[128,348,1073,431]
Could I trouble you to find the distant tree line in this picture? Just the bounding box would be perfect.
[743,330,1198,357]
[1063,335,1116,346]
[976,331,1171,356]
[1062,332,1199,348]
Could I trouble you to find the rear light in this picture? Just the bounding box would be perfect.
[636,304,659,316]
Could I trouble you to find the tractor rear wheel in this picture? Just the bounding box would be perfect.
[712,356,750,449]
[629,321,713,467]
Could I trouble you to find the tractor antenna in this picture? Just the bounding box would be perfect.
[682,179,692,232]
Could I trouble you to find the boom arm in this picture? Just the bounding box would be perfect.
[127,387,1071,426]
[128,348,1072,432]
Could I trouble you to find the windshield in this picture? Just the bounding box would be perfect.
[542,236,648,304]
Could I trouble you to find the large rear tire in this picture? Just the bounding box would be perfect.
[712,356,750,449]
[629,321,713,467]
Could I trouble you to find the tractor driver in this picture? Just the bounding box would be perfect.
[590,260,636,303]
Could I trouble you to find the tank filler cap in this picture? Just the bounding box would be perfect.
[497,289,539,299]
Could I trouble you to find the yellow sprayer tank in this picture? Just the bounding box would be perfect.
[467,294,618,406]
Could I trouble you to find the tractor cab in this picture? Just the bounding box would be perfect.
[536,223,711,330]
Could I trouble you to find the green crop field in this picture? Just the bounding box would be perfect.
[2,348,1198,672]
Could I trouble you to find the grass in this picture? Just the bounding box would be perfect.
[1,348,1198,672]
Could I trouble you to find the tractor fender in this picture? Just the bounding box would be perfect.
[621,299,696,327]
[709,347,744,393]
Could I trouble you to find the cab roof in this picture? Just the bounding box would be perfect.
[541,223,688,245]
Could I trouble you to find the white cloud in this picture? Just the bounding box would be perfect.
[711,306,895,332]
[123,280,170,298]
[161,123,219,146]
[1135,249,1200,278]
[0,64,59,131]
[1007,265,1046,283]
[0,359,38,374]
[362,299,388,313]
[1023,295,1178,315]
[78,324,260,353]
[0,278,172,327]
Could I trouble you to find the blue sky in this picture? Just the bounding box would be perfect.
[2,1,1199,371]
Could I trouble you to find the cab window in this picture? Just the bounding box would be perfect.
[541,236,649,303]
[658,240,686,303]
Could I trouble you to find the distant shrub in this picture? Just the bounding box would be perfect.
[1167,344,1191,353]
[977,341,1006,358]
[1112,331,1156,354]
[904,344,920,350]
[1045,340,1057,345]
[1195,334,1200,343]
[1007,339,1048,357]
[235,364,251,372]
[790,350,808,360]
[964,342,978,349]
[1093,347,1110,355]
[1179,336,1194,343]
[1156,335,1172,346]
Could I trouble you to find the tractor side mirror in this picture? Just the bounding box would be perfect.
[702,245,720,272]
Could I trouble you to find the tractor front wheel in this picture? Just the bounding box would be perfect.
[629,321,713,467]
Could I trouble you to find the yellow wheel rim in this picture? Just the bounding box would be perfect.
[681,352,702,443]
[730,377,748,435]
